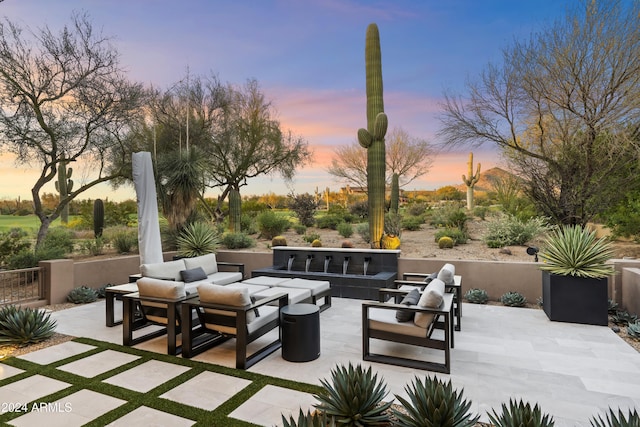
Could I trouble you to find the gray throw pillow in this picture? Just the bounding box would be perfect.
[423,272,438,284]
[396,288,421,322]
[180,267,208,283]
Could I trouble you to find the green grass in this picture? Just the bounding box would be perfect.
[0,215,70,233]
[0,338,323,426]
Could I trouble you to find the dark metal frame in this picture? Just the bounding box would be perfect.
[362,289,454,374]
[181,292,287,369]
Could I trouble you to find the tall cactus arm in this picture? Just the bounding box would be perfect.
[357,128,372,148]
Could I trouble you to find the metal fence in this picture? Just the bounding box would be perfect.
[0,267,45,305]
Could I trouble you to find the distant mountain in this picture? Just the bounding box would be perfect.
[455,167,516,192]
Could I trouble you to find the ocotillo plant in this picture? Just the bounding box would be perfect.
[462,152,481,210]
[54,158,73,224]
[390,173,399,213]
[357,23,388,249]
[228,188,241,232]
[93,199,104,238]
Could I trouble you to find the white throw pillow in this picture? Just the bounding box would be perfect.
[184,253,218,275]
[437,263,456,286]
[414,278,445,328]
[141,259,186,281]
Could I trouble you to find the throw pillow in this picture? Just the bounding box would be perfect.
[197,283,256,323]
[184,253,218,275]
[180,267,208,283]
[422,272,438,284]
[414,279,445,328]
[437,263,456,286]
[395,288,421,322]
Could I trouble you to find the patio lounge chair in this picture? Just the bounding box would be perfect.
[362,279,454,373]
[180,284,287,369]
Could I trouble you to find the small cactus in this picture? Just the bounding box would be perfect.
[438,236,454,249]
[311,239,322,247]
[228,188,242,233]
[341,240,354,248]
[501,291,527,307]
[390,172,399,213]
[272,235,287,247]
[462,152,481,210]
[55,157,74,224]
[489,398,554,427]
[465,288,489,304]
[93,199,104,238]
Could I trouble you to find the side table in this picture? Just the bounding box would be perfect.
[281,303,320,362]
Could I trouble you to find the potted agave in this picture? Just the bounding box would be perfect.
[539,225,614,326]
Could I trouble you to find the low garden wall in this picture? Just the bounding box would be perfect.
[36,251,640,311]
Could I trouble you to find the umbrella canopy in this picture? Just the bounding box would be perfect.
[132,152,163,265]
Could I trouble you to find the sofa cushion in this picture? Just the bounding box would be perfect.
[184,253,218,275]
[197,283,256,324]
[395,288,421,322]
[141,259,186,281]
[180,267,208,283]
[414,279,445,328]
[137,277,186,300]
[437,263,455,286]
[208,271,243,285]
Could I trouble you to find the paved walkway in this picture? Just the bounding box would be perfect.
[0,298,637,425]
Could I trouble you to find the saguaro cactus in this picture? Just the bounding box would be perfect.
[357,23,388,249]
[54,158,73,224]
[390,173,399,213]
[93,199,104,238]
[228,188,241,232]
[462,152,481,210]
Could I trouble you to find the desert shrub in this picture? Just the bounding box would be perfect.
[356,223,370,243]
[288,193,318,227]
[316,214,344,230]
[337,222,353,238]
[240,213,258,235]
[406,202,428,217]
[0,305,56,345]
[431,204,468,230]
[349,200,368,219]
[402,215,423,231]
[222,232,255,249]
[112,229,138,254]
[293,224,307,235]
[67,286,99,304]
[473,205,489,220]
[80,237,105,256]
[0,228,31,267]
[435,227,468,245]
[42,227,75,254]
[483,215,549,248]
[256,210,290,239]
[303,232,321,244]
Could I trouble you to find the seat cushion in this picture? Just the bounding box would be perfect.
[141,259,186,281]
[208,272,243,285]
[242,276,293,287]
[395,288,420,322]
[277,278,330,295]
[414,279,445,328]
[180,267,208,283]
[437,263,456,286]
[368,306,429,338]
[184,253,218,275]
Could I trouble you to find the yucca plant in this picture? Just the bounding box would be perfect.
[282,409,336,427]
[464,288,489,304]
[539,225,615,279]
[67,286,98,304]
[488,399,554,427]
[591,407,640,427]
[176,221,220,258]
[314,363,391,426]
[627,322,640,341]
[393,375,479,427]
[501,291,527,307]
[0,305,56,345]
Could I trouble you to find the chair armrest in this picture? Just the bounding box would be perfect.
[394,279,426,288]
[216,262,245,276]
[378,287,411,303]
[123,292,188,304]
[402,272,431,281]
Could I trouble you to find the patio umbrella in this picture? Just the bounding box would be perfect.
[132,152,163,265]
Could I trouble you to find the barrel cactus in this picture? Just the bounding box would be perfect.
[93,198,104,238]
[311,239,322,247]
[357,23,388,249]
[438,236,454,249]
[272,235,287,247]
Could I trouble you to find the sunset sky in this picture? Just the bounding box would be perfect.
[0,0,572,202]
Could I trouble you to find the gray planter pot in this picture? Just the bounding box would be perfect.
[542,271,608,326]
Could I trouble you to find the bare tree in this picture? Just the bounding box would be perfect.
[0,13,145,246]
[438,1,640,225]
[327,127,433,190]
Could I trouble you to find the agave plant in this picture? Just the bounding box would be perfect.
[591,407,640,427]
[464,288,489,304]
[282,409,336,427]
[176,221,220,258]
[67,286,99,304]
[488,399,555,427]
[610,311,638,326]
[314,363,391,426]
[501,291,527,307]
[627,322,640,341]
[0,305,56,345]
[393,375,479,427]
[608,299,620,315]
[539,225,615,279]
